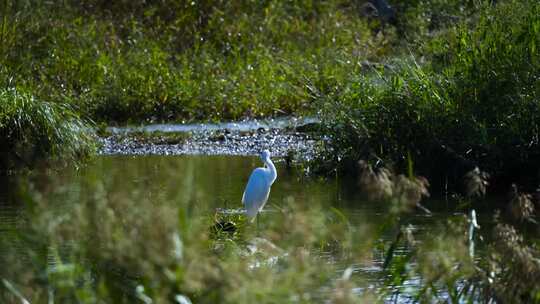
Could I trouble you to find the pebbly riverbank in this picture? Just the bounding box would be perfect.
[98,118,320,158]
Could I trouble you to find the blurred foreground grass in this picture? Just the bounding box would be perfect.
[1,157,540,303]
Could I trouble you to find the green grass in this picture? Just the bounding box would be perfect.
[312,0,540,189]
[0,0,493,168]
[0,0,479,124]
[0,1,539,300]
[0,0,391,123]
[0,89,95,170]
[1,0,537,183]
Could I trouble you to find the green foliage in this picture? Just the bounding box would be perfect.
[392,0,479,42]
[315,0,540,184]
[0,89,95,170]
[1,0,504,126]
[0,0,393,123]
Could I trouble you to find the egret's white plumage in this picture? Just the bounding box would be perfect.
[242,150,277,221]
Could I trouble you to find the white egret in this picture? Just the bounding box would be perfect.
[242,150,277,222]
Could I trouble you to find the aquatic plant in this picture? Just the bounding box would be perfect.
[378,191,540,303]
[357,160,430,214]
[487,223,540,302]
[508,185,536,222]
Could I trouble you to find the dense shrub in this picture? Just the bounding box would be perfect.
[315,0,540,188]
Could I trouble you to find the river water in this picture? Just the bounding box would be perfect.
[0,155,489,302]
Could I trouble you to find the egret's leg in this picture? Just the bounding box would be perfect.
[256,214,260,235]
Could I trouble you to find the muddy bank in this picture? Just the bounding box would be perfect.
[98,118,319,158]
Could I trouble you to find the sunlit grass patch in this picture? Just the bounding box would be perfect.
[0,89,95,171]
[0,0,391,123]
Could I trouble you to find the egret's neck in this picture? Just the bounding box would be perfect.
[264,157,277,184]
